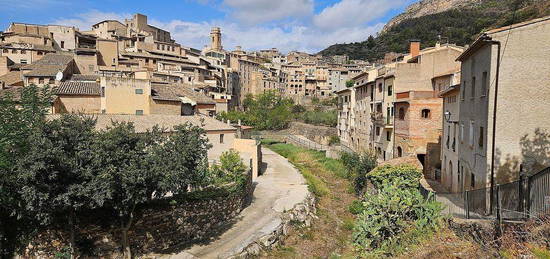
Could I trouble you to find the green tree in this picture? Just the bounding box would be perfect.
[16,114,97,257]
[210,149,248,187]
[340,151,378,194]
[346,80,355,88]
[0,85,52,257]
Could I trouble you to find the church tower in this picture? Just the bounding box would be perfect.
[210,27,222,51]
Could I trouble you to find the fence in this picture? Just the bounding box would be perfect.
[285,135,328,151]
[421,166,550,221]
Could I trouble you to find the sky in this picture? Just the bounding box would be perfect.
[0,0,418,54]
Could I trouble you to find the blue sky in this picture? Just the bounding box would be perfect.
[0,0,417,53]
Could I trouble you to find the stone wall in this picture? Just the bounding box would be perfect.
[23,175,254,258]
[233,193,317,258]
[284,122,337,145]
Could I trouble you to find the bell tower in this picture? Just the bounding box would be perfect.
[210,27,222,51]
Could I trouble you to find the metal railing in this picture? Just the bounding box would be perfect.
[285,135,328,151]
[420,166,550,221]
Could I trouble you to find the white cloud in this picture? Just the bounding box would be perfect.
[222,0,314,24]
[152,19,383,54]
[48,0,409,54]
[314,0,407,30]
[52,10,131,31]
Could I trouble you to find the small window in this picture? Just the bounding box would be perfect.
[471,77,476,98]
[136,110,144,115]
[38,78,44,84]
[20,59,27,64]
[387,85,393,96]
[37,51,43,55]
[461,80,466,100]
[220,134,224,144]
[60,41,65,49]
[398,108,405,120]
[20,50,26,54]
[469,121,474,147]
[2,49,7,53]
[11,49,17,54]
[470,173,475,188]
[397,146,403,157]
[479,127,484,147]
[135,89,144,95]
[376,127,380,136]
[481,72,488,97]
[421,109,431,119]
[386,131,391,141]
[101,87,105,97]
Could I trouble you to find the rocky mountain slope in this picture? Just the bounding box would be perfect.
[381,0,482,32]
[319,0,550,62]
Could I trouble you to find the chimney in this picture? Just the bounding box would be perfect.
[409,40,420,58]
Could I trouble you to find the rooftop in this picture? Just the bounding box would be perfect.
[151,83,215,104]
[23,53,74,77]
[47,114,235,133]
[54,81,100,96]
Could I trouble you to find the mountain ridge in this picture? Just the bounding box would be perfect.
[319,0,550,62]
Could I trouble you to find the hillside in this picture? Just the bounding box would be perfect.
[319,0,550,62]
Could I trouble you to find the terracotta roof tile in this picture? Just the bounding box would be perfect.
[54,81,100,96]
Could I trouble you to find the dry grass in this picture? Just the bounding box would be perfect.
[260,143,357,258]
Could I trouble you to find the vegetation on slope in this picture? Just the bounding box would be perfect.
[319,0,550,62]
[216,92,337,130]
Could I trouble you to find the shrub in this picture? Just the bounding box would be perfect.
[352,183,442,255]
[328,136,340,146]
[209,149,248,189]
[367,164,422,190]
[340,151,378,194]
[348,200,365,215]
[292,104,306,113]
[302,110,337,127]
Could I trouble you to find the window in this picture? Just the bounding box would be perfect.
[399,107,405,120]
[461,80,466,100]
[220,134,224,144]
[60,41,65,49]
[460,123,464,142]
[378,83,382,92]
[101,87,105,97]
[37,51,43,55]
[38,77,44,84]
[479,127,484,147]
[20,50,26,54]
[471,77,476,98]
[470,173,475,188]
[376,127,380,136]
[481,71,488,97]
[386,131,391,141]
[387,85,393,96]
[136,110,144,115]
[135,89,144,95]
[20,59,27,64]
[11,49,17,54]
[2,49,7,53]
[469,121,474,147]
[397,146,403,157]
[421,109,431,119]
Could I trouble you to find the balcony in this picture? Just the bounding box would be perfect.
[371,112,394,127]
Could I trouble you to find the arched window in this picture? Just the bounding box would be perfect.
[397,146,403,157]
[399,107,405,120]
[421,109,431,119]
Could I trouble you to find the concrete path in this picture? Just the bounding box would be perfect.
[153,148,309,259]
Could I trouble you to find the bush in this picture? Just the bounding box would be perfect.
[352,164,443,257]
[302,110,337,127]
[292,104,306,113]
[209,149,248,189]
[367,164,422,190]
[340,151,377,194]
[352,183,442,256]
[328,136,340,146]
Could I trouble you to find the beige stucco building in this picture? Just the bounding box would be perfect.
[456,16,550,193]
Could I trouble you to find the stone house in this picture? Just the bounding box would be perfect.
[439,84,461,192]
[456,16,550,192]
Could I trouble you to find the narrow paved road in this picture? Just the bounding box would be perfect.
[155,148,309,259]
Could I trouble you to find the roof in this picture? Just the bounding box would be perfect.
[0,43,56,52]
[151,83,215,104]
[47,114,236,133]
[54,81,101,96]
[438,84,461,97]
[486,15,550,35]
[23,53,74,77]
[69,74,100,81]
[0,71,23,86]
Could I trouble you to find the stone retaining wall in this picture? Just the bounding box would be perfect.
[233,193,317,258]
[23,176,254,258]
